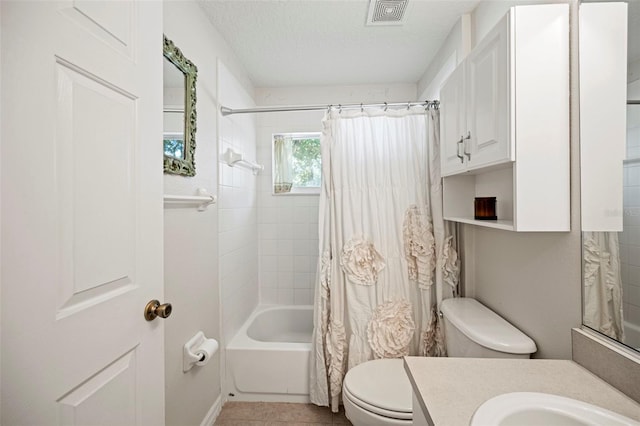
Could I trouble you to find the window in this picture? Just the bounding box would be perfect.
[272,132,322,194]
[163,135,184,159]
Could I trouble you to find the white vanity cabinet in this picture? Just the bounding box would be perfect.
[441,4,570,231]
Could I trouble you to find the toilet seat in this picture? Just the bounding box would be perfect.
[343,384,412,420]
[342,358,412,422]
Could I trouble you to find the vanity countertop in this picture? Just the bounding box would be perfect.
[403,357,640,426]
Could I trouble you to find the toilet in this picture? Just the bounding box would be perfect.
[342,297,537,425]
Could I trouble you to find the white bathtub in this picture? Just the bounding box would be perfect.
[226,305,313,402]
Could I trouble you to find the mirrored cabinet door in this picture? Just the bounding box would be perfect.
[580,0,640,352]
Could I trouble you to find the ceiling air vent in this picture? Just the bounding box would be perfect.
[366,0,409,26]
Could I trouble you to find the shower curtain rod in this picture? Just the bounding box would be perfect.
[220,100,439,116]
[629,100,640,105]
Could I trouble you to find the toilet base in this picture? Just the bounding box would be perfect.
[343,391,412,426]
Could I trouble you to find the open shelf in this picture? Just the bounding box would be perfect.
[443,217,515,231]
[443,166,515,231]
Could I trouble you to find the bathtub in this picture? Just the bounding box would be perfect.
[226,305,313,402]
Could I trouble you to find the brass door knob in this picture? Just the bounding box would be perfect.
[144,299,173,321]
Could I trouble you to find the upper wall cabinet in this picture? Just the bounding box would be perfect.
[441,4,570,232]
[441,14,510,175]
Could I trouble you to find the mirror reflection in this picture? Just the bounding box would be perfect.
[163,35,197,176]
[583,0,640,352]
[163,56,186,160]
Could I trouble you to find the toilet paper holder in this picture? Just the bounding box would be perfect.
[183,331,218,372]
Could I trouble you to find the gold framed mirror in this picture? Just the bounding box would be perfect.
[163,35,197,176]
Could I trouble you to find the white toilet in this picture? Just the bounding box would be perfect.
[342,297,537,425]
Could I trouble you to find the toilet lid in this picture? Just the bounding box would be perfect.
[343,359,412,418]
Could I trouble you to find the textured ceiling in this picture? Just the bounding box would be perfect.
[199,0,640,88]
[200,0,480,88]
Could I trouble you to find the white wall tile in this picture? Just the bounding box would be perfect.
[260,224,278,240]
[309,224,319,239]
[262,255,278,272]
[627,283,640,308]
[260,239,278,256]
[259,207,278,224]
[306,207,319,223]
[278,255,294,271]
[221,161,234,186]
[294,289,314,305]
[277,206,295,224]
[260,192,278,208]
[293,255,311,272]
[626,303,640,325]
[261,288,278,305]
[277,271,294,288]
[293,239,313,255]
[294,272,315,289]
[626,226,640,246]
[277,289,295,305]
[277,239,294,256]
[629,245,640,267]
[277,224,295,239]
[291,224,310,240]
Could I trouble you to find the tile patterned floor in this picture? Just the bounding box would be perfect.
[214,402,352,425]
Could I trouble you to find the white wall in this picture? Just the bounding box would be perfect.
[254,84,417,305]
[417,15,470,100]
[420,0,581,359]
[163,2,254,425]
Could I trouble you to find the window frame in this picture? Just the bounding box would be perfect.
[271,131,322,196]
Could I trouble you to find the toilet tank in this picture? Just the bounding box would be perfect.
[440,298,537,359]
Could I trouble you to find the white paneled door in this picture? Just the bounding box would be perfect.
[1,1,165,424]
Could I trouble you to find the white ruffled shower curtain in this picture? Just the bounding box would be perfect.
[583,232,624,341]
[310,107,460,411]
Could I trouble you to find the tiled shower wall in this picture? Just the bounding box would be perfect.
[218,61,259,342]
[255,120,321,306]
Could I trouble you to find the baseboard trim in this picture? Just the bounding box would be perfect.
[200,394,223,426]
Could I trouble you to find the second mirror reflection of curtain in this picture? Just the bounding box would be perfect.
[583,231,624,341]
[274,135,293,193]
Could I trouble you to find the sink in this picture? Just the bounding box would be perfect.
[470,392,640,426]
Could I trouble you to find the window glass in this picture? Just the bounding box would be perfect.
[273,132,321,194]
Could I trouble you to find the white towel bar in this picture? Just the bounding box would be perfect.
[163,188,216,211]
[224,148,263,175]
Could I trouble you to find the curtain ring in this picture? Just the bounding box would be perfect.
[384,102,388,111]
[327,104,332,114]
[407,101,411,110]
[360,103,364,112]
[339,104,342,114]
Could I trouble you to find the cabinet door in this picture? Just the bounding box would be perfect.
[466,13,510,170]
[440,63,467,176]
